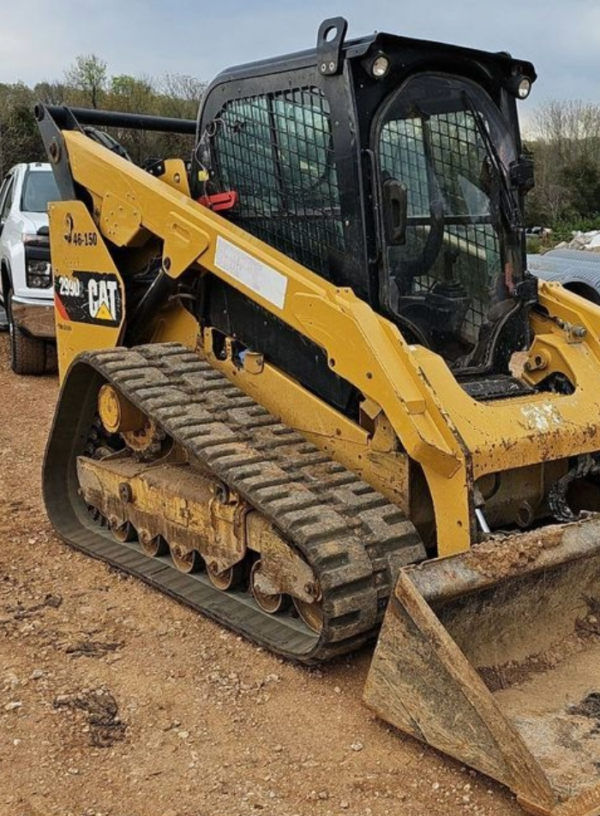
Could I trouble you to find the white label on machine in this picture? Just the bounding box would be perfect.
[214,236,288,310]
[520,403,563,432]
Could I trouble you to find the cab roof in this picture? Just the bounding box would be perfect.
[212,27,536,86]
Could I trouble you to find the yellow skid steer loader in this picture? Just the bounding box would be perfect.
[36,18,600,815]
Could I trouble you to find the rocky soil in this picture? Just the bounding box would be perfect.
[0,335,520,816]
[555,229,600,251]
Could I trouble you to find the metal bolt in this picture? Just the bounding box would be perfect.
[118,483,133,503]
[163,256,172,271]
[49,141,60,163]
[304,582,317,598]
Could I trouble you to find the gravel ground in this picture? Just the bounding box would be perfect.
[0,334,520,816]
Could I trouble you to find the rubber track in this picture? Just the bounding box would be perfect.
[43,342,425,663]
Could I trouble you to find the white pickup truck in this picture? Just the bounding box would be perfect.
[0,162,58,374]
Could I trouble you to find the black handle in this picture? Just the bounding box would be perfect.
[383,179,408,245]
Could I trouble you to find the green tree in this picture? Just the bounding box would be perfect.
[560,157,600,218]
[0,83,44,177]
[526,99,600,227]
[0,58,205,174]
[64,54,107,108]
[106,75,157,164]
[34,80,70,105]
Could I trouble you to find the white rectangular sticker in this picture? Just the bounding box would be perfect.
[214,236,288,310]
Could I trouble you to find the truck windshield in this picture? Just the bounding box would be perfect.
[376,73,520,367]
[21,170,59,214]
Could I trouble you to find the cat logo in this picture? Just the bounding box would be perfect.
[54,271,123,328]
[88,279,119,322]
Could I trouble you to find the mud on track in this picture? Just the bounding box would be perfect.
[0,335,520,816]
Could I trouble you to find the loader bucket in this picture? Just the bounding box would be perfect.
[364,518,600,816]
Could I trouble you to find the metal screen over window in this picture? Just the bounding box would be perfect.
[210,87,345,277]
[377,73,519,368]
[380,110,502,339]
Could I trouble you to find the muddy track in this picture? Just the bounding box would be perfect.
[44,342,425,663]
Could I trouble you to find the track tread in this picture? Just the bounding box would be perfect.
[48,343,426,663]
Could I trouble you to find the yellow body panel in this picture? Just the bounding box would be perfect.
[51,202,125,379]
[48,130,600,556]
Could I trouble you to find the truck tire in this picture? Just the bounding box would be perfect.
[0,304,8,332]
[7,290,47,375]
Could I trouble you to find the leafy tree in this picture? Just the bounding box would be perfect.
[64,54,107,108]
[0,57,205,175]
[559,157,600,218]
[525,99,600,228]
[0,83,44,177]
[34,81,70,106]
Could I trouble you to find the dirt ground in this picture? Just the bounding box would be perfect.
[0,334,521,816]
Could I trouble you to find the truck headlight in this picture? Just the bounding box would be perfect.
[26,260,52,288]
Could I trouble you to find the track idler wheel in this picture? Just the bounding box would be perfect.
[98,384,146,434]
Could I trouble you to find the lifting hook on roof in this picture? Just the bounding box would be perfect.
[317,17,348,77]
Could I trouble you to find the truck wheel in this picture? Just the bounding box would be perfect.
[45,342,58,374]
[7,291,47,375]
[0,304,8,332]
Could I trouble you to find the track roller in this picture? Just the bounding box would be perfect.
[170,543,203,574]
[139,530,169,558]
[206,560,244,591]
[250,560,291,614]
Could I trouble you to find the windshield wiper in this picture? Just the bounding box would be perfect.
[461,90,523,231]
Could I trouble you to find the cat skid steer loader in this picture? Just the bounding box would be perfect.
[37,18,600,815]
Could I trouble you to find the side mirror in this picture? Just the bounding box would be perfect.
[383,179,408,245]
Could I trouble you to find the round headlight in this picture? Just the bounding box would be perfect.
[506,73,533,100]
[517,77,531,99]
[371,55,390,79]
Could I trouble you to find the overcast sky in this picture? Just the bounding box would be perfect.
[0,0,598,123]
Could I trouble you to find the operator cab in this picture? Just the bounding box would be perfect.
[194,18,536,408]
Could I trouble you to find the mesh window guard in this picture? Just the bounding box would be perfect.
[210,87,345,278]
[380,108,502,341]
